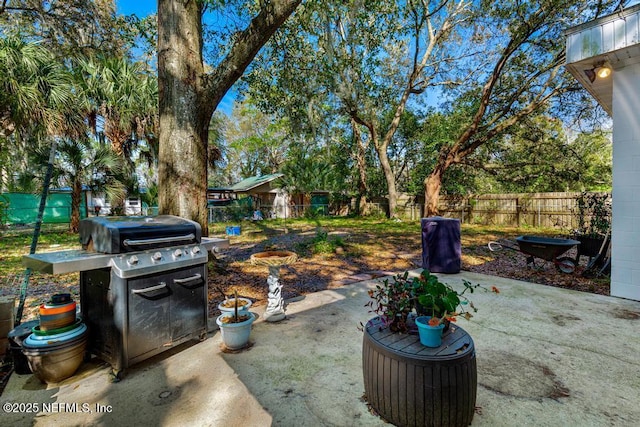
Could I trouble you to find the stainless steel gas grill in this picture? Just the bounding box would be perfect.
[78,215,203,254]
[23,215,229,380]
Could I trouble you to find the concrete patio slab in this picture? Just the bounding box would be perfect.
[1,271,639,426]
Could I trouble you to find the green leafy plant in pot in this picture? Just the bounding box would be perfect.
[364,270,498,335]
[414,270,481,330]
[364,271,415,333]
[362,270,499,426]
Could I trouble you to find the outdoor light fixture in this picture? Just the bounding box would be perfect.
[584,61,612,83]
[596,61,612,78]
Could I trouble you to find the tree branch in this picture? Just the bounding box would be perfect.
[203,0,301,112]
[441,7,553,167]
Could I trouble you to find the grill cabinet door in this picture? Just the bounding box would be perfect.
[169,266,206,341]
[127,276,171,361]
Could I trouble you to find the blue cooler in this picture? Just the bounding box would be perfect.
[225,226,241,236]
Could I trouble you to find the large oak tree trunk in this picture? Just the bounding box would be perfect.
[157,1,210,233]
[351,118,369,215]
[157,0,301,235]
[351,119,400,218]
[374,142,398,218]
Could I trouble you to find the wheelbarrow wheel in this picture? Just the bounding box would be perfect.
[555,257,576,274]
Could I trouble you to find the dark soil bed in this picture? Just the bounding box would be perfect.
[5,224,609,323]
[206,226,610,318]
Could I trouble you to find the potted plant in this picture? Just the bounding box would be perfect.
[573,192,611,259]
[363,271,415,333]
[216,291,255,350]
[364,269,495,335]
[362,270,499,426]
[218,296,252,313]
[414,315,446,347]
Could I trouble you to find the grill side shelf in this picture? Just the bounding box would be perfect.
[201,237,230,252]
[23,250,114,274]
[23,237,230,275]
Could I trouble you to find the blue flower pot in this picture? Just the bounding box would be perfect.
[415,316,445,347]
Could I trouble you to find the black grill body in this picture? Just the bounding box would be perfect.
[80,262,207,376]
[23,215,229,381]
[77,215,209,379]
[79,215,202,254]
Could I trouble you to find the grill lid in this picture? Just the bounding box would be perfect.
[79,215,202,254]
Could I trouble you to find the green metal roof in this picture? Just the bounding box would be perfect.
[229,173,283,192]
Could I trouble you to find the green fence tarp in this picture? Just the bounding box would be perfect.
[1,192,86,224]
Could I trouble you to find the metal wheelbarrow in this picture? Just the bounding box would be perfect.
[488,235,581,274]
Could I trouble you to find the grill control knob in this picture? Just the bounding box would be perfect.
[192,246,201,255]
[173,249,183,258]
[152,252,163,261]
[128,255,139,265]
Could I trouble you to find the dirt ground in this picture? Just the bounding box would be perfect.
[6,223,610,322]
[207,225,610,318]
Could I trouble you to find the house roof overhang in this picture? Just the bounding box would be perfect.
[565,4,640,116]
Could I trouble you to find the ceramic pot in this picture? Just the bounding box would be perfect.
[415,316,445,348]
[21,322,88,383]
[218,297,252,313]
[38,300,76,331]
[216,311,255,350]
[416,304,450,333]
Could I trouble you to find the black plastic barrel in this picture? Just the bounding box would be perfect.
[363,317,476,427]
[421,217,461,273]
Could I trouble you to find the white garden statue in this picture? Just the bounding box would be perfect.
[250,251,297,322]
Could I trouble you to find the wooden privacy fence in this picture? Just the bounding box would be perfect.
[439,193,584,228]
[388,192,611,230]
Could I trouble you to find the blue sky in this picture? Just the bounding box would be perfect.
[116,1,156,17]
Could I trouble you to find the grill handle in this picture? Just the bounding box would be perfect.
[123,233,196,248]
[173,273,202,285]
[131,282,167,294]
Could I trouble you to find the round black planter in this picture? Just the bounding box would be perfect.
[363,317,476,427]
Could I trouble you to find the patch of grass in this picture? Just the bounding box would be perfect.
[292,227,346,255]
[313,239,334,254]
[0,225,78,278]
[312,229,347,254]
